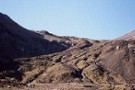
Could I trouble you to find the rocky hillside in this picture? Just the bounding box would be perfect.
[1,13,135,90]
[0,12,79,72]
[116,30,135,40]
[0,13,76,59]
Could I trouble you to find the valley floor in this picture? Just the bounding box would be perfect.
[0,83,96,90]
[0,83,131,90]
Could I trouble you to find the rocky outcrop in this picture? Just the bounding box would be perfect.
[35,63,77,83]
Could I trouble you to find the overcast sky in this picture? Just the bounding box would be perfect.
[1,0,135,39]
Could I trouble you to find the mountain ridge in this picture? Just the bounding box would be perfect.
[116,30,135,40]
[1,12,135,89]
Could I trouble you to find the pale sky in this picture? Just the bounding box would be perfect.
[1,0,135,39]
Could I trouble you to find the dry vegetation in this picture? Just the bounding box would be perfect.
[1,13,135,90]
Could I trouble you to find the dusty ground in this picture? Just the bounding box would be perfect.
[0,83,132,90]
[0,83,97,90]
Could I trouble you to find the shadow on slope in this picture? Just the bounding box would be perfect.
[0,13,72,83]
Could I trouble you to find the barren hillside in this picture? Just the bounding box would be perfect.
[116,30,135,40]
[1,13,135,90]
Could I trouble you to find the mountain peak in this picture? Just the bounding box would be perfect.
[0,12,6,16]
[37,30,54,36]
[116,30,135,40]
[0,12,15,25]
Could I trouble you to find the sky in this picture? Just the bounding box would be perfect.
[0,0,135,40]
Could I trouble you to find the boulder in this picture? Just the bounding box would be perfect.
[76,60,88,70]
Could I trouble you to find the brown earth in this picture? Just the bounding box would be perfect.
[1,12,135,90]
[116,30,135,40]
